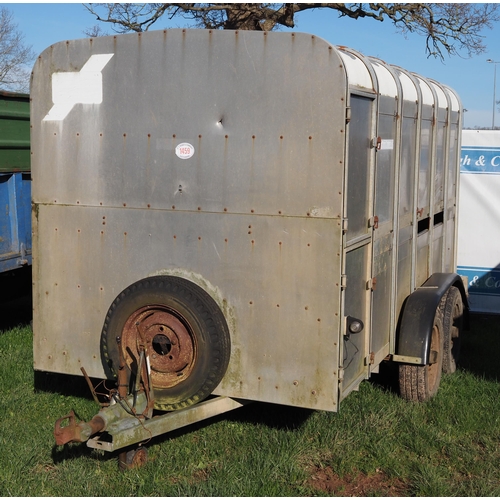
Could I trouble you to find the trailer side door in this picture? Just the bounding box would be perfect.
[340,93,375,399]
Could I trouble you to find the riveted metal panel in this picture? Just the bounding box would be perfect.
[31,30,346,218]
[31,27,464,415]
[32,29,346,412]
[33,204,342,410]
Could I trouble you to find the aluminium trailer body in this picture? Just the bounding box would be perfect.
[31,29,466,460]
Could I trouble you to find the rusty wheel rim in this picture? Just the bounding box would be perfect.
[427,324,440,390]
[451,300,462,340]
[130,447,148,468]
[121,305,197,388]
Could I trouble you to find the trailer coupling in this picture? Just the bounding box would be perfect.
[54,388,151,447]
[54,334,158,448]
[54,410,105,445]
[54,390,247,452]
[53,336,248,455]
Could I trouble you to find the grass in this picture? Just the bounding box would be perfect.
[1,293,500,496]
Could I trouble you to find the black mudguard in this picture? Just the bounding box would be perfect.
[395,273,469,365]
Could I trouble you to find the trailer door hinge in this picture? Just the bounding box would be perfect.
[364,352,375,366]
[341,274,347,289]
[338,368,344,382]
[367,277,377,291]
[342,218,348,232]
[345,106,351,124]
[368,215,379,229]
[372,136,382,150]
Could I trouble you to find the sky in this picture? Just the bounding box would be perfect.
[4,2,500,129]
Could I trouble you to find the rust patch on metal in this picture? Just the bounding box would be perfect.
[54,410,105,445]
[121,305,196,389]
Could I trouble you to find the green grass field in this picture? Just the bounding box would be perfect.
[1,294,500,496]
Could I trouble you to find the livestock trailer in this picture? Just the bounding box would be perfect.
[31,29,467,467]
[0,91,31,274]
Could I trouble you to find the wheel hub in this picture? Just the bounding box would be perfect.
[121,306,196,388]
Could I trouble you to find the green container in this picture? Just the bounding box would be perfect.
[0,91,30,172]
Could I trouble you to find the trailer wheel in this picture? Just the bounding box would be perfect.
[102,276,231,411]
[119,446,148,470]
[440,287,463,374]
[398,308,444,402]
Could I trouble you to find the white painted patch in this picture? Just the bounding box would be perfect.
[309,206,335,218]
[43,53,114,121]
[380,139,394,150]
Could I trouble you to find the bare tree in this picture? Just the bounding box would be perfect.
[84,3,500,59]
[0,7,35,93]
[84,24,108,38]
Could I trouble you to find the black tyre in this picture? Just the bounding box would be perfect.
[440,286,463,374]
[102,276,231,411]
[399,307,444,402]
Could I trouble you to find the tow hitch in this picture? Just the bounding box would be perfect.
[54,410,105,446]
[53,336,247,468]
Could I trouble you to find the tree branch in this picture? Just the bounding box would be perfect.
[84,3,500,59]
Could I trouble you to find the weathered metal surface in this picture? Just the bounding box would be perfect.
[392,354,422,364]
[31,30,345,216]
[33,204,341,410]
[32,29,344,412]
[54,410,105,445]
[31,29,463,419]
[86,395,247,452]
[122,305,196,389]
